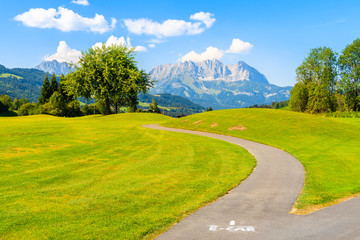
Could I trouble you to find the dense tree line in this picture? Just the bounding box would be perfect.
[290,38,360,113]
[247,100,289,109]
[0,94,30,115]
[36,73,82,117]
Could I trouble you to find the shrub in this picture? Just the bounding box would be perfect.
[18,103,39,116]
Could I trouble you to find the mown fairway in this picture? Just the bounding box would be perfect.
[163,109,360,213]
[0,114,255,239]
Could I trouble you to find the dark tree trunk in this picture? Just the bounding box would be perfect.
[115,102,118,114]
[105,97,111,115]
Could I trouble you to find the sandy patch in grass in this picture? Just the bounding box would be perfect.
[192,120,203,125]
[210,122,218,128]
[181,119,190,123]
[291,192,360,215]
[228,124,246,131]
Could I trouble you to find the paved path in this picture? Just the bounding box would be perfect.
[143,124,360,240]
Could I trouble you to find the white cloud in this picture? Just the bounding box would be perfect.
[72,0,89,6]
[226,38,253,54]
[45,36,146,63]
[180,39,254,62]
[93,35,147,52]
[123,12,215,38]
[14,7,116,34]
[190,12,215,28]
[134,46,147,52]
[180,46,224,62]
[148,38,165,44]
[110,18,117,29]
[45,41,81,63]
[123,18,203,37]
[148,43,156,48]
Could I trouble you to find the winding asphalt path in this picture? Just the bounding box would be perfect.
[143,124,360,240]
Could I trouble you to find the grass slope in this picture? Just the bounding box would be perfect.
[162,108,360,213]
[0,114,255,239]
[0,73,23,79]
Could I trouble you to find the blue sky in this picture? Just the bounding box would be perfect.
[1,0,360,86]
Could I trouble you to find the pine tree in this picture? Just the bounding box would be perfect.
[38,74,51,104]
[59,74,71,103]
[50,73,58,96]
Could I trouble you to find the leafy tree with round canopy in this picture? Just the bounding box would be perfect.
[290,47,338,113]
[339,38,360,111]
[65,44,152,115]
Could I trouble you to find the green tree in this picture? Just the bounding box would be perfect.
[0,95,13,111]
[65,44,152,115]
[290,47,338,113]
[18,103,38,116]
[50,73,59,96]
[149,99,160,113]
[66,100,82,117]
[59,74,73,103]
[0,101,7,113]
[12,98,29,111]
[339,38,360,111]
[38,74,51,104]
[12,98,20,110]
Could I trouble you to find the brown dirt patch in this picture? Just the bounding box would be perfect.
[228,124,246,131]
[181,119,190,123]
[210,122,218,128]
[192,120,203,125]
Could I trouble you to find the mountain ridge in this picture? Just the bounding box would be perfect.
[150,59,269,84]
[150,59,291,109]
[35,60,70,75]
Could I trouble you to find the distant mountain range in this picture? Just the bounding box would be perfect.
[35,60,70,75]
[150,59,292,109]
[1,59,292,111]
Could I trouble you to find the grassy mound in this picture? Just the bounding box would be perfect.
[162,108,360,213]
[0,113,255,239]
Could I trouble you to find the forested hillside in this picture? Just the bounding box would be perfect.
[0,64,46,102]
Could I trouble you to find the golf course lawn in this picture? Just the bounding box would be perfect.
[0,114,255,239]
[162,108,360,214]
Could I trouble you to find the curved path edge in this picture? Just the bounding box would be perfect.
[143,124,360,240]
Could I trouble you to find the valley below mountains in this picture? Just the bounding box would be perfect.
[150,60,292,109]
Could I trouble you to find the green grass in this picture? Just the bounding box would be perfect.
[0,73,23,79]
[0,113,255,239]
[162,108,360,212]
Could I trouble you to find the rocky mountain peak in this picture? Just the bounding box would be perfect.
[150,59,269,84]
[35,60,70,75]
